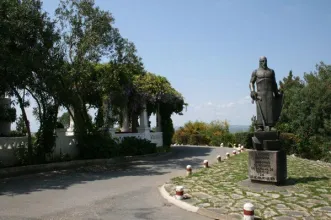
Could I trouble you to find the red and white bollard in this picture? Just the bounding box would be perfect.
[203,160,209,168]
[226,152,230,159]
[233,150,237,155]
[175,186,184,200]
[217,155,222,163]
[243,203,255,220]
[186,165,192,176]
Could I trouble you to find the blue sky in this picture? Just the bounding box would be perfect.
[13,0,331,131]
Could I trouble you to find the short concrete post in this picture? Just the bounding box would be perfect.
[226,152,230,159]
[203,160,209,168]
[175,186,184,200]
[220,143,224,147]
[217,155,221,162]
[186,165,192,176]
[243,203,254,220]
[233,150,237,155]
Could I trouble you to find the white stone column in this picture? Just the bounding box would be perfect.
[156,104,162,132]
[66,106,75,136]
[138,102,150,139]
[120,106,130,132]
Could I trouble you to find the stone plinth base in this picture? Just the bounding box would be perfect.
[248,150,287,184]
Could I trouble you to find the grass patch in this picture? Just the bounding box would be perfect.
[168,152,331,219]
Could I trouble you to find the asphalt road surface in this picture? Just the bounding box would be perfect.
[0,146,233,220]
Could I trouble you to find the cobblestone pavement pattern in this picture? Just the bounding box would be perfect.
[167,152,331,219]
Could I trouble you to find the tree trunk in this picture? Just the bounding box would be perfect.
[131,112,138,132]
[12,87,33,164]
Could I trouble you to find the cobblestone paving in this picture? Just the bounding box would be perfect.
[166,152,331,219]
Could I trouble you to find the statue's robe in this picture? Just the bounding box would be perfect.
[250,68,283,127]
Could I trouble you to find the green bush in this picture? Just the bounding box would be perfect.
[77,132,119,159]
[118,137,157,156]
[234,132,253,149]
[279,133,298,155]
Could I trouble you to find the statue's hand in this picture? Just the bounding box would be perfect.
[250,91,257,100]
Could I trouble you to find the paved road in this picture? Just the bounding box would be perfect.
[0,146,233,220]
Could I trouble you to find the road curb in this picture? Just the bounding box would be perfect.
[0,151,173,179]
[159,184,241,220]
[158,184,199,213]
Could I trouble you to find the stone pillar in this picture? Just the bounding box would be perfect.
[138,102,150,139]
[0,96,11,136]
[120,106,130,132]
[66,107,75,136]
[156,103,162,132]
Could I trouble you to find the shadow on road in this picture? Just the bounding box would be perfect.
[0,146,217,196]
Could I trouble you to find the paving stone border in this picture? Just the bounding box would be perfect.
[0,151,173,179]
[165,152,331,220]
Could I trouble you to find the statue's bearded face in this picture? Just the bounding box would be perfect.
[259,57,267,69]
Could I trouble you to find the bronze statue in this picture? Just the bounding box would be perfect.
[249,56,283,131]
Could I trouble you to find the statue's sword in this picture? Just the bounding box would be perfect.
[252,95,266,129]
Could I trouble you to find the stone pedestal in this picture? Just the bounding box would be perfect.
[249,130,287,185]
[248,150,287,184]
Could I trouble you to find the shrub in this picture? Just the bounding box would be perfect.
[77,132,119,159]
[234,132,253,149]
[118,137,157,156]
[279,133,298,155]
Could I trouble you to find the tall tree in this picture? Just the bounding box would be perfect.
[0,0,63,163]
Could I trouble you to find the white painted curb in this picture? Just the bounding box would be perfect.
[158,184,199,213]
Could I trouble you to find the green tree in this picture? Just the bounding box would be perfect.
[16,114,27,135]
[57,112,70,129]
[0,0,63,163]
[277,64,331,161]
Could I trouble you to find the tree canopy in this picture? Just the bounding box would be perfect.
[0,0,186,164]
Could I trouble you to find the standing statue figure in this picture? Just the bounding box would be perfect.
[249,56,283,131]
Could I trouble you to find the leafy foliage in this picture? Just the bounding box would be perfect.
[117,137,157,156]
[172,120,234,146]
[275,64,331,162]
[1,0,186,165]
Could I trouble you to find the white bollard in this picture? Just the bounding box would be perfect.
[243,203,255,220]
[233,150,237,155]
[220,143,224,147]
[226,152,230,159]
[186,165,192,176]
[203,160,209,168]
[175,186,184,200]
[217,155,222,162]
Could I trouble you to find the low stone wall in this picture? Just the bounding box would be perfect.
[0,129,163,167]
[0,137,28,166]
[0,129,79,167]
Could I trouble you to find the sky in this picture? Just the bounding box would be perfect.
[11,0,331,132]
